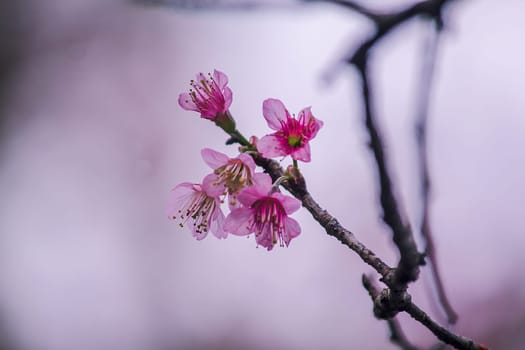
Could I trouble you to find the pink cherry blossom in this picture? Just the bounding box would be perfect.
[257,98,323,162]
[224,173,301,251]
[201,148,256,207]
[167,174,226,240]
[178,69,233,120]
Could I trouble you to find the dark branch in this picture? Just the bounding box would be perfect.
[304,0,380,21]
[247,151,486,350]
[252,154,395,282]
[355,59,423,286]
[414,20,458,325]
[363,275,421,350]
[344,0,457,67]
[404,302,487,350]
[387,318,423,350]
[362,274,486,350]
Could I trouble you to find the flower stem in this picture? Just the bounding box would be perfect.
[232,130,251,147]
[228,129,256,151]
[293,159,299,170]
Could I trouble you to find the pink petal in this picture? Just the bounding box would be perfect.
[298,106,312,121]
[191,226,208,241]
[255,225,275,251]
[213,69,229,89]
[238,153,256,174]
[283,217,301,246]
[262,98,289,130]
[237,172,272,206]
[298,107,323,139]
[201,148,229,170]
[227,193,242,210]
[308,120,323,139]
[224,208,253,236]
[237,185,264,207]
[166,182,195,217]
[170,182,194,193]
[210,207,227,239]
[309,118,323,138]
[222,87,233,111]
[257,134,288,159]
[290,143,311,162]
[201,173,225,198]
[178,93,199,112]
[273,193,301,215]
[251,173,273,192]
[195,72,206,83]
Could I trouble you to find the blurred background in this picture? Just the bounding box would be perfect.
[0,0,524,349]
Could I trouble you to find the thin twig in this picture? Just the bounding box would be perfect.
[252,155,395,282]
[305,0,380,21]
[344,0,457,66]
[363,275,421,350]
[355,60,423,286]
[404,302,487,350]
[387,318,422,350]
[415,19,458,325]
[247,153,485,350]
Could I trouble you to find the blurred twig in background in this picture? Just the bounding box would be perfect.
[414,17,458,326]
[0,0,26,345]
[0,1,27,161]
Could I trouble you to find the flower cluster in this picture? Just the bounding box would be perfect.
[168,69,323,250]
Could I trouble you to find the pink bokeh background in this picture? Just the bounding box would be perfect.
[0,0,524,349]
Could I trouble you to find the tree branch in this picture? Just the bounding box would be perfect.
[345,0,457,67]
[303,0,380,21]
[361,276,483,350]
[363,274,422,350]
[404,302,487,350]
[355,59,423,287]
[323,0,461,296]
[414,19,458,325]
[246,152,486,350]
[252,155,395,283]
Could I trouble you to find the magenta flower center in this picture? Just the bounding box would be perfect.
[279,118,306,148]
[251,196,287,246]
[172,190,218,235]
[188,73,226,116]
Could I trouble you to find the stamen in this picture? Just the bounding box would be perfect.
[213,159,253,200]
[172,190,218,235]
[250,196,287,249]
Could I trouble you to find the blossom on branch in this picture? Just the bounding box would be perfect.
[201,148,256,208]
[257,98,323,162]
[167,173,227,240]
[178,69,233,120]
[224,173,301,251]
